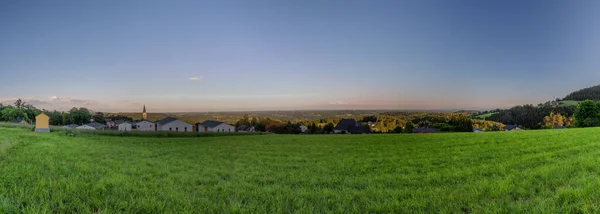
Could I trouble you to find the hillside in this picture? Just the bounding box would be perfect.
[563,85,600,101]
[2,128,600,212]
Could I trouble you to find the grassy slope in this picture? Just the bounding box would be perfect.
[558,100,581,107]
[2,128,600,212]
[472,112,498,119]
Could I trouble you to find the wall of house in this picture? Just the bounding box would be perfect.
[35,114,49,129]
[136,121,156,131]
[118,123,132,131]
[198,123,235,132]
[158,120,193,132]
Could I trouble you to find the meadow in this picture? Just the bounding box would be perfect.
[1,127,600,213]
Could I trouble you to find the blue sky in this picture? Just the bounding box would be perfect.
[1,0,599,112]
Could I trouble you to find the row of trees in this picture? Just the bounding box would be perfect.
[0,99,118,126]
[563,85,600,101]
[0,99,41,123]
[485,105,576,129]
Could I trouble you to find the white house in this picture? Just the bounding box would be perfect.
[77,122,107,130]
[197,120,235,132]
[118,122,132,131]
[156,117,193,132]
[299,125,308,133]
[135,120,156,131]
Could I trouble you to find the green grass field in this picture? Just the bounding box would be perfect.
[472,112,498,119]
[2,128,600,213]
[558,100,581,107]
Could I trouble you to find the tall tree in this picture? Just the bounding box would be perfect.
[573,100,600,127]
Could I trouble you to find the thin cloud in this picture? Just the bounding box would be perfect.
[329,100,349,105]
[188,76,203,82]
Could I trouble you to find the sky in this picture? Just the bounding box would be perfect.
[1,0,600,112]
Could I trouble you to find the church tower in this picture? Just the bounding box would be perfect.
[142,105,147,120]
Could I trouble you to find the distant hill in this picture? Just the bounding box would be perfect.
[563,85,600,101]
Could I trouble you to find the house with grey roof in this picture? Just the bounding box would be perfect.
[77,122,107,130]
[237,125,255,132]
[63,124,79,129]
[197,120,235,132]
[334,119,371,134]
[10,118,28,125]
[504,125,521,131]
[156,117,192,132]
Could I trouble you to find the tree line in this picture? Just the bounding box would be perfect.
[563,85,600,101]
[0,99,131,126]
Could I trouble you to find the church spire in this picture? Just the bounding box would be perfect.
[142,105,147,120]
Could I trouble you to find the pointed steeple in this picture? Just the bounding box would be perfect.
[142,105,148,120]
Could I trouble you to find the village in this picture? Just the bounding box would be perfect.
[9,105,539,135]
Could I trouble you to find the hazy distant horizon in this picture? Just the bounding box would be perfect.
[2,0,599,112]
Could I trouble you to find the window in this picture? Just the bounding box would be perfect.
[184,127,187,132]
[176,127,179,132]
[169,127,172,131]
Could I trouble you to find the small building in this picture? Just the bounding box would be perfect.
[63,124,79,129]
[554,126,568,129]
[77,122,107,130]
[35,113,50,132]
[299,125,308,133]
[197,120,235,132]
[504,125,521,131]
[412,128,441,134]
[473,128,483,132]
[156,117,192,132]
[118,122,132,131]
[334,119,371,134]
[10,118,28,125]
[135,120,156,131]
[237,125,255,132]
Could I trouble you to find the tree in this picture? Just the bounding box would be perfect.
[573,100,600,127]
[93,112,106,124]
[323,122,334,134]
[393,126,404,133]
[404,121,414,133]
[14,99,22,109]
[70,107,92,125]
[542,112,565,129]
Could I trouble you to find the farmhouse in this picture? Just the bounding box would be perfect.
[135,120,156,131]
[412,128,440,134]
[77,122,107,130]
[473,128,483,132]
[34,113,50,132]
[118,122,132,131]
[237,125,255,132]
[334,119,371,134]
[197,120,235,132]
[156,117,192,132]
